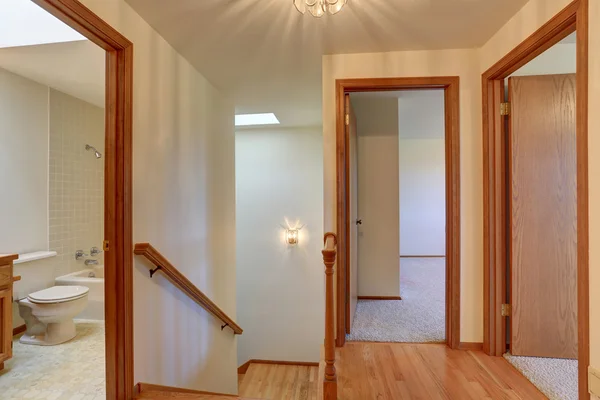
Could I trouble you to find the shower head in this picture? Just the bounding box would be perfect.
[85,144,102,159]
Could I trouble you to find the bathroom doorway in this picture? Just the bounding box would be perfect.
[0,0,133,398]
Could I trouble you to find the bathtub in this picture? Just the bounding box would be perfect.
[55,265,104,320]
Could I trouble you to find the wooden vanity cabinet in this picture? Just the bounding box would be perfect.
[0,254,17,371]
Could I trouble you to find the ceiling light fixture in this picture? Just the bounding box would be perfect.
[235,113,280,127]
[293,0,347,17]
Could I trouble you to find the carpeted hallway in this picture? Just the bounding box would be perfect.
[347,257,445,342]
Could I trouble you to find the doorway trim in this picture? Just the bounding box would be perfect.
[335,77,461,349]
[481,0,589,398]
[32,0,134,398]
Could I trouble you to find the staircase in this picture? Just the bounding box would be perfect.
[237,363,319,399]
[134,361,319,399]
[133,237,334,400]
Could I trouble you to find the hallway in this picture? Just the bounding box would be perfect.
[347,257,445,342]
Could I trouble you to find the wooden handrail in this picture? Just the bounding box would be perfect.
[134,243,243,335]
[322,232,338,400]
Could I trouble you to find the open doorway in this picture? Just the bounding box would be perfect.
[334,77,460,349]
[344,90,447,343]
[501,32,578,400]
[0,0,133,398]
[482,1,589,397]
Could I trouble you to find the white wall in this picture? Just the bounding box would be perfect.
[399,139,445,256]
[398,90,446,257]
[79,0,237,394]
[323,49,482,341]
[351,97,400,297]
[0,67,49,255]
[235,127,324,365]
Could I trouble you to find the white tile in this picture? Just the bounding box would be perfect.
[0,321,105,399]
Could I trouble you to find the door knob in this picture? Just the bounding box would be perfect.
[356,219,362,225]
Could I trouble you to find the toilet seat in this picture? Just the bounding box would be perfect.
[28,285,89,304]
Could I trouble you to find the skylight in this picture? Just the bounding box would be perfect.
[0,0,86,49]
[235,113,280,127]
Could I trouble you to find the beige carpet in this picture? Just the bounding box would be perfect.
[347,257,445,342]
[504,353,578,400]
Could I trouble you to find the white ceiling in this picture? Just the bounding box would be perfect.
[352,90,445,139]
[511,32,576,77]
[0,40,105,108]
[125,0,529,128]
[0,0,85,48]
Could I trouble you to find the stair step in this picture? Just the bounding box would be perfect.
[135,389,254,399]
[238,362,319,399]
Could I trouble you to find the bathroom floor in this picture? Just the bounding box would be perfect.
[0,320,105,400]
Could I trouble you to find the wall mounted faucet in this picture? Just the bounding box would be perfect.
[90,246,102,256]
[75,250,88,260]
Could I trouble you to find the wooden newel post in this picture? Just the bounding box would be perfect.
[322,232,338,400]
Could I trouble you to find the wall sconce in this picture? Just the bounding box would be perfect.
[282,220,305,246]
[286,229,299,245]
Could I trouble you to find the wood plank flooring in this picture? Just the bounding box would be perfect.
[137,343,546,399]
[238,363,319,400]
[325,343,547,399]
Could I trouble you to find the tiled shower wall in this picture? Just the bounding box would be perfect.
[49,89,105,276]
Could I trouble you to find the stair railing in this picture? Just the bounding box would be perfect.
[322,232,338,400]
[134,243,242,334]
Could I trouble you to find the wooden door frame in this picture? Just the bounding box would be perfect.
[481,0,589,398]
[335,77,461,349]
[31,1,134,398]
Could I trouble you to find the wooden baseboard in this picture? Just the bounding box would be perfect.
[400,255,445,258]
[135,382,238,397]
[13,324,26,336]
[357,296,402,301]
[237,359,319,374]
[457,342,484,351]
[238,360,252,374]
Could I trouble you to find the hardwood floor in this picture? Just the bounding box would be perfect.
[239,363,319,400]
[325,343,547,399]
[135,392,246,399]
[137,343,546,399]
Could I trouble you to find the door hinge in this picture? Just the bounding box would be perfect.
[500,102,510,116]
[103,240,110,252]
[501,303,512,317]
[345,113,350,126]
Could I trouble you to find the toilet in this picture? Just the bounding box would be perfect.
[18,285,89,346]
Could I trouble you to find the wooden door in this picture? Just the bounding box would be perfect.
[509,74,577,359]
[346,94,358,332]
